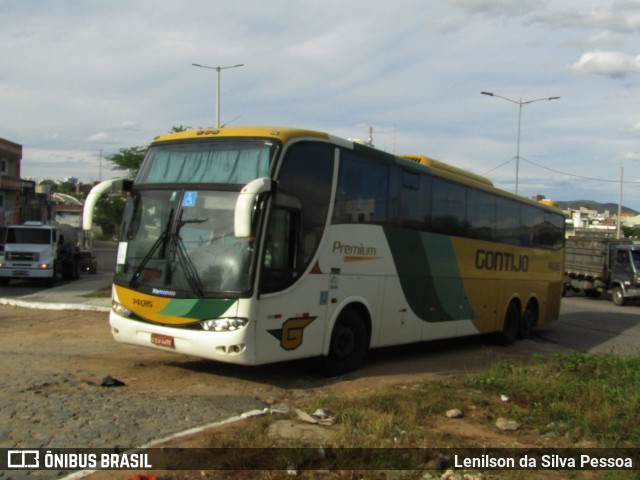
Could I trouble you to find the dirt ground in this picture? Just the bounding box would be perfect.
[0,303,611,479]
[0,303,545,399]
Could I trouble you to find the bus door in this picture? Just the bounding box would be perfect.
[253,141,336,364]
[254,193,330,363]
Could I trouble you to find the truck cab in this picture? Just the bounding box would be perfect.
[0,222,80,286]
[609,245,640,306]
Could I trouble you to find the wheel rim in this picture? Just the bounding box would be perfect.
[332,325,356,359]
[614,289,623,304]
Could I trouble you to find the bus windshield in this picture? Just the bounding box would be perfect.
[115,189,256,297]
[136,140,274,185]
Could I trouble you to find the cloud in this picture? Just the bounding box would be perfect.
[527,1,640,33]
[120,121,140,131]
[428,16,467,34]
[3,1,640,207]
[85,132,109,143]
[585,32,626,49]
[451,0,546,17]
[572,50,640,77]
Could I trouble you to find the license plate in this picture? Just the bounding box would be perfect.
[151,333,175,348]
[13,270,29,277]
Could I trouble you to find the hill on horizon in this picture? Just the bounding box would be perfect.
[554,200,638,215]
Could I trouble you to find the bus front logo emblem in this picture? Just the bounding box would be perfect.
[268,317,316,350]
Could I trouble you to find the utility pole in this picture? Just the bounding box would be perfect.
[192,63,244,127]
[481,92,560,195]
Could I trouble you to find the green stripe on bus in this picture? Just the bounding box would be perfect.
[383,227,477,322]
[159,298,235,320]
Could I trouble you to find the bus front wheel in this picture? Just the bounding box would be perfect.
[318,309,369,376]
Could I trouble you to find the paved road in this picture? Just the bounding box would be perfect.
[538,294,640,356]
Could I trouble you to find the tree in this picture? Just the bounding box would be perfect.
[622,225,640,238]
[108,145,147,178]
[94,195,127,239]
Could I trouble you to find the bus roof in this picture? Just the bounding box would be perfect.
[399,154,494,187]
[150,126,562,214]
[152,126,334,145]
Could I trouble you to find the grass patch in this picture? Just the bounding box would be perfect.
[81,286,111,298]
[465,352,640,446]
[159,353,640,479]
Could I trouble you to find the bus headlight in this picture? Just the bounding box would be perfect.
[200,318,248,332]
[112,301,132,318]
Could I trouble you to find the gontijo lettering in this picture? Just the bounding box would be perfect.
[476,249,529,272]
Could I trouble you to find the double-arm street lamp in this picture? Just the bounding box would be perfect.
[192,63,244,128]
[481,91,560,195]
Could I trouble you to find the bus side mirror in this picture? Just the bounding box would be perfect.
[234,177,274,238]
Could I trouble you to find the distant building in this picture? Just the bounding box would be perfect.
[0,137,22,226]
[51,192,83,228]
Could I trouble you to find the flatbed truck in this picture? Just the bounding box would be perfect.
[564,233,640,306]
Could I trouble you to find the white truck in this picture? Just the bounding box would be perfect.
[0,221,81,286]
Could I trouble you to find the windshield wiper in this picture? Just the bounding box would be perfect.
[129,208,174,289]
[166,212,205,297]
[170,232,204,297]
[128,207,206,297]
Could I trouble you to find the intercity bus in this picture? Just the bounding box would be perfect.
[86,127,565,374]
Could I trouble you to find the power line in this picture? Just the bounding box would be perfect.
[481,156,640,185]
[481,156,516,176]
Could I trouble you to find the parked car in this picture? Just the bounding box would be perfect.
[79,250,97,274]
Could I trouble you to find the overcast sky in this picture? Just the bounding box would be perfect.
[2,0,640,209]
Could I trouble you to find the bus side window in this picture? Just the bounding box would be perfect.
[261,208,301,292]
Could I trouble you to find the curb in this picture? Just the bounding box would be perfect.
[0,297,110,312]
[61,408,268,479]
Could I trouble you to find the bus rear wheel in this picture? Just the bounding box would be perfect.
[318,309,368,376]
[498,301,520,346]
[518,301,538,340]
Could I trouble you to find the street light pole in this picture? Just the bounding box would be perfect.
[192,63,244,128]
[481,91,560,195]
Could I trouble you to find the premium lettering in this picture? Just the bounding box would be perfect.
[332,241,377,256]
[475,249,529,272]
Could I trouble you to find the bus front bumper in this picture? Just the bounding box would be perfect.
[109,312,256,366]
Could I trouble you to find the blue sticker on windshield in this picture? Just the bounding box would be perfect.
[182,191,197,207]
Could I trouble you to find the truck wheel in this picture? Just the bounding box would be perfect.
[612,286,626,306]
[46,263,57,287]
[498,301,520,346]
[317,309,369,376]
